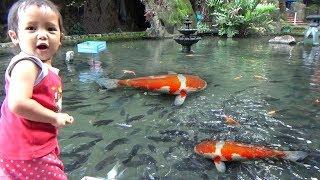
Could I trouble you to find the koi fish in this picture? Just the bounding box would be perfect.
[234,75,242,80]
[81,161,126,180]
[267,110,277,116]
[122,69,136,76]
[254,75,268,80]
[224,115,240,126]
[194,140,307,173]
[97,74,207,106]
[65,50,74,62]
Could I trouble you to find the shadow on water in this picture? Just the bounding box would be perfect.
[1,37,320,179]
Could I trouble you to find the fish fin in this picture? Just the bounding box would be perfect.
[96,78,119,90]
[284,151,308,161]
[174,90,187,106]
[214,157,226,173]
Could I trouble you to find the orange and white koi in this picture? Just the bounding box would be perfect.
[234,75,242,80]
[194,140,307,173]
[224,115,240,126]
[267,110,277,116]
[254,75,268,80]
[122,69,136,76]
[97,74,207,106]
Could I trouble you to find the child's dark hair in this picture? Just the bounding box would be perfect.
[7,0,65,39]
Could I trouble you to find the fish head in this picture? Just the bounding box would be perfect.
[194,140,218,159]
[185,75,207,92]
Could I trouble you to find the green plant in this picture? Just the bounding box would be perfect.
[206,0,277,37]
[281,24,293,34]
[158,0,193,27]
[68,22,85,35]
[197,22,211,33]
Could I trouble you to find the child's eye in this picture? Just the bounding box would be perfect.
[48,27,57,32]
[26,26,35,31]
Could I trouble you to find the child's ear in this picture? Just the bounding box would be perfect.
[8,30,19,45]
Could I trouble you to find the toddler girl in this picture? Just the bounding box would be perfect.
[0,0,74,179]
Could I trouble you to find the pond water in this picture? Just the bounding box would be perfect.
[0,37,320,179]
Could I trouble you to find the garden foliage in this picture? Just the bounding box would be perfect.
[156,0,193,27]
[206,0,277,37]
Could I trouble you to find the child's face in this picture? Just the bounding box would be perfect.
[9,5,62,61]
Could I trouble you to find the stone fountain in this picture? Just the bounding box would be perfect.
[174,17,201,53]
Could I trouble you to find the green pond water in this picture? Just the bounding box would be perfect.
[0,37,320,179]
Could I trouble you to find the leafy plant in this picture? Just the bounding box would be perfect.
[197,22,211,33]
[158,0,193,27]
[206,0,277,37]
[281,24,293,34]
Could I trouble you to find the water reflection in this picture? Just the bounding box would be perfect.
[78,54,104,83]
[303,46,320,93]
[268,43,295,60]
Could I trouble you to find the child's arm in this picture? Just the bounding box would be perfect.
[7,60,74,127]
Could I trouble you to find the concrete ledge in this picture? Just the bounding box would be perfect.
[0,31,149,50]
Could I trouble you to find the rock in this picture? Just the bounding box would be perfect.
[268,35,296,45]
[268,43,294,54]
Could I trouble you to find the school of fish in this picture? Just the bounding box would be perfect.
[93,72,309,175]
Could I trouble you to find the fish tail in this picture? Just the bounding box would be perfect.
[284,151,308,161]
[111,161,121,171]
[107,161,123,179]
[96,78,119,90]
[118,167,127,177]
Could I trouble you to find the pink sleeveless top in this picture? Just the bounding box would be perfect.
[0,52,63,160]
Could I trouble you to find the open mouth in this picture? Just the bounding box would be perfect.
[36,44,48,50]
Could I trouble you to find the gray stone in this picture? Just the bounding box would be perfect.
[268,35,296,45]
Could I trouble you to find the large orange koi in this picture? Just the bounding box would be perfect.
[194,140,307,172]
[97,74,207,106]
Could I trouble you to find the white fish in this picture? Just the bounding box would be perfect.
[65,50,74,62]
[81,176,104,180]
[81,162,126,180]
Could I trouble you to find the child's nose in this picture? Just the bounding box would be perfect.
[37,30,48,40]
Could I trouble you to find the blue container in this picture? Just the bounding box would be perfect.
[77,41,107,53]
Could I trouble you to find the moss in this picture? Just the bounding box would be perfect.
[62,32,148,46]
[279,24,307,36]
[0,32,148,49]
[290,26,308,36]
